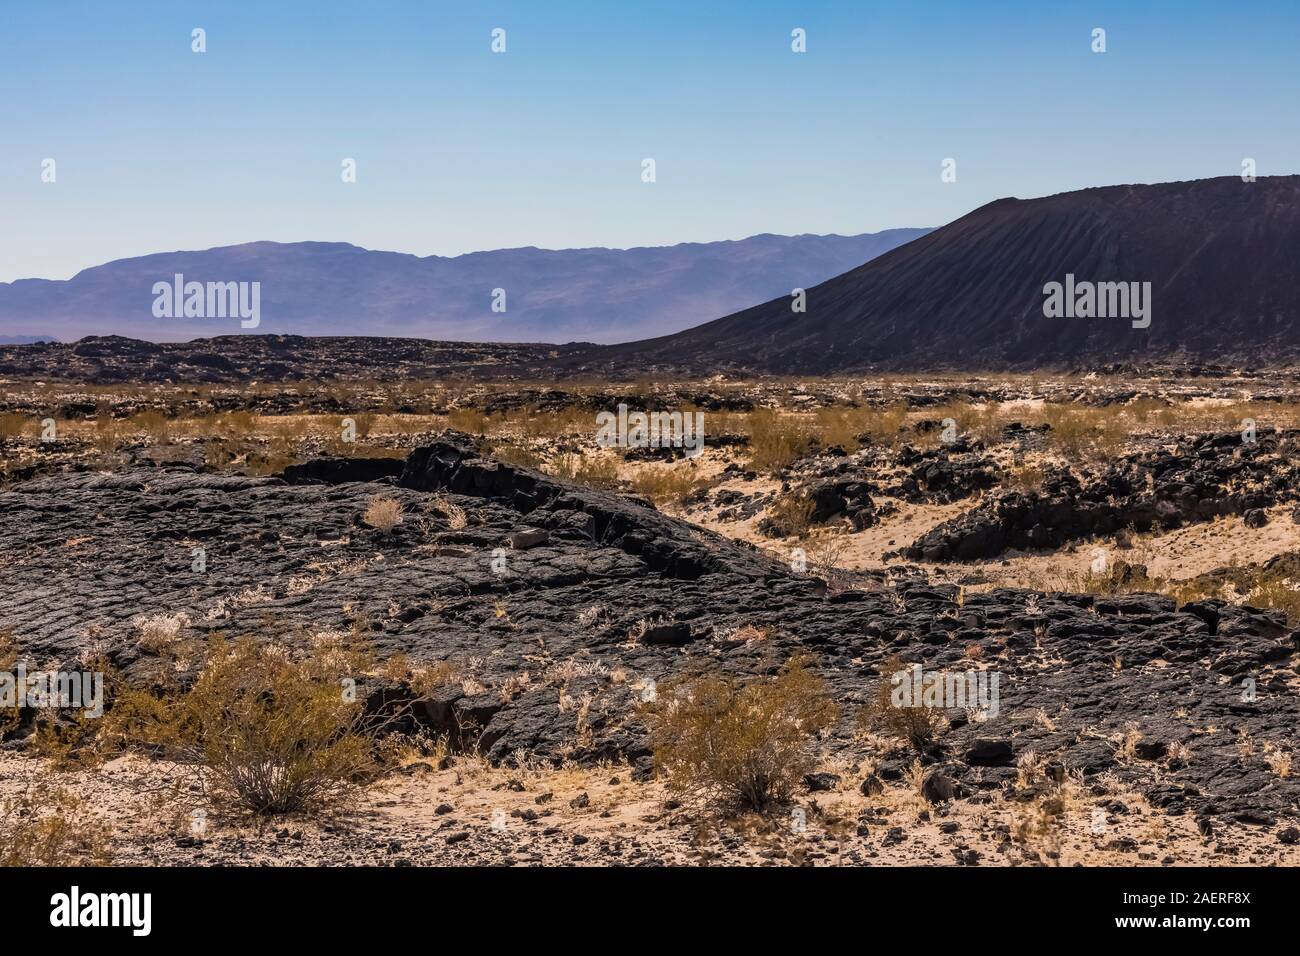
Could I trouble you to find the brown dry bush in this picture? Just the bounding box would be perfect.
[627,466,706,505]
[1168,563,1300,626]
[1040,404,1128,460]
[490,441,543,470]
[856,655,947,752]
[641,654,838,812]
[1006,462,1046,493]
[109,636,381,818]
[128,409,171,444]
[546,452,621,490]
[0,413,30,441]
[928,401,1004,446]
[447,407,493,435]
[0,786,113,867]
[0,630,18,738]
[92,411,122,455]
[747,407,815,472]
[803,529,851,588]
[362,495,404,533]
[765,492,816,537]
[857,402,909,449]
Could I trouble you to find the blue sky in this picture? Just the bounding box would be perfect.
[2,0,1297,281]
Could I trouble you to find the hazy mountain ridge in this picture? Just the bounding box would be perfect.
[0,230,929,344]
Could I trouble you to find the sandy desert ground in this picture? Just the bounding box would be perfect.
[4,366,1300,866]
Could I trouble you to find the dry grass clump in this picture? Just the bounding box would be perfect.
[1040,404,1128,460]
[488,440,543,470]
[927,401,1006,446]
[859,402,909,448]
[110,635,381,818]
[1232,571,1300,625]
[134,611,190,652]
[1263,742,1293,778]
[545,453,621,490]
[516,404,593,440]
[628,466,706,505]
[447,407,494,435]
[429,493,468,530]
[0,785,113,867]
[765,492,816,538]
[811,402,908,451]
[92,411,122,455]
[747,407,815,472]
[803,528,851,588]
[0,630,19,737]
[1162,562,1300,626]
[0,412,30,440]
[363,495,404,533]
[641,654,838,812]
[855,655,947,752]
[1072,558,1160,596]
[128,409,171,444]
[1006,462,1046,493]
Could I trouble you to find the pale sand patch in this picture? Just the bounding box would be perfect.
[944,505,1300,592]
[3,752,1294,867]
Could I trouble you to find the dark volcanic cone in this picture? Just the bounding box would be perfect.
[588,176,1300,373]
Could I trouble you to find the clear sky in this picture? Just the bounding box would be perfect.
[2,0,1297,282]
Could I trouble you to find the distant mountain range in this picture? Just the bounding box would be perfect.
[590,176,1300,372]
[0,230,929,344]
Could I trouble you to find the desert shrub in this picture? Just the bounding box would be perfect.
[857,402,909,448]
[812,406,862,451]
[490,441,543,470]
[0,630,18,737]
[1041,404,1128,460]
[856,655,947,752]
[1167,563,1300,625]
[92,411,121,455]
[428,493,468,530]
[747,408,815,472]
[269,416,311,444]
[0,413,30,441]
[129,409,171,444]
[803,529,850,588]
[546,452,621,490]
[1074,559,1159,596]
[1236,573,1300,625]
[517,404,591,439]
[627,465,705,505]
[642,654,838,812]
[0,785,113,867]
[1006,462,1045,492]
[218,410,257,437]
[765,492,816,537]
[811,402,909,451]
[350,412,376,440]
[363,495,404,533]
[1012,791,1067,865]
[110,635,380,818]
[448,407,493,435]
[133,611,190,653]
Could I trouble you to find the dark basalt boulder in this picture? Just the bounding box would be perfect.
[903,432,1300,560]
[281,456,405,485]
